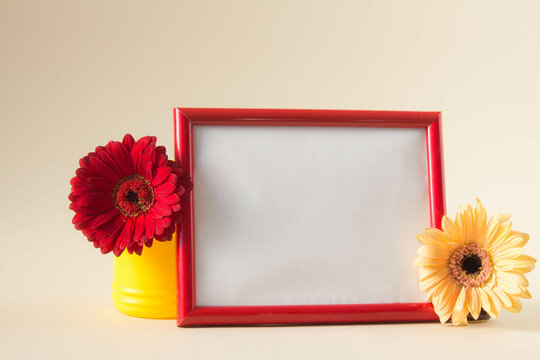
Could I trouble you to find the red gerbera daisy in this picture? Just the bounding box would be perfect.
[69,134,191,256]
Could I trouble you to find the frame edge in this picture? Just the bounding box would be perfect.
[174,108,196,326]
[174,108,445,327]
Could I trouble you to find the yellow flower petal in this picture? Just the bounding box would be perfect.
[503,294,522,313]
[485,221,512,251]
[494,262,514,272]
[424,228,450,245]
[498,271,529,287]
[466,287,482,320]
[492,246,524,261]
[483,212,510,246]
[451,306,469,326]
[512,254,537,274]
[515,232,529,246]
[432,282,459,323]
[414,256,447,267]
[481,213,510,245]
[493,231,529,254]
[518,286,531,299]
[417,245,450,259]
[514,264,536,274]
[425,276,449,299]
[416,233,447,247]
[420,272,450,292]
[494,254,535,272]
[496,280,522,295]
[454,286,467,311]
[419,266,448,282]
[493,287,512,307]
[442,216,460,243]
[473,199,487,242]
[514,254,536,265]
[477,287,491,314]
[432,295,450,323]
[456,203,474,243]
[483,287,501,318]
[437,311,452,324]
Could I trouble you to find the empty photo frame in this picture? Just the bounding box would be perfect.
[174,108,445,326]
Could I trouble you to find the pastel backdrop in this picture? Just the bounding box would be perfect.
[1,1,539,359]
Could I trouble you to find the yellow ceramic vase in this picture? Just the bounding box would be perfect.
[112,234,177,319]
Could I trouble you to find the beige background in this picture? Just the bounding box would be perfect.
[1,0,539,359]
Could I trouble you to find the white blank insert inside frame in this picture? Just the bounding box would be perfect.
[193,126,430,306]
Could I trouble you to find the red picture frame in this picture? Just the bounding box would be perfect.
[174,108,445,327]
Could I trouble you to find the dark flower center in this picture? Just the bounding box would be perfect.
[449,243,492,287]
[461,254,482,275]
[113,174,155,217]
[125,190,139,204]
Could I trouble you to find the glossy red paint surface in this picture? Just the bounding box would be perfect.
[174,108,445,327]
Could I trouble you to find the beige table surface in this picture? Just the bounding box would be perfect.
[2,1,540,358]
[2,299,540,359]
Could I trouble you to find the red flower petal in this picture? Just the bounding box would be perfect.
[155,182,175,196]
[144,238,153,248]
[128,242,143,255]
[155,223,176,242]
[155,216,171,235]
[109,141,133,176]
[70,134,192,256]
[70,176,85,188]
[114,220,133,256]
[154,146,168,169]
[77,192,113,209]
[159,193,180,206]
[96,146,125,179]
[99,220,123,254]
[81,154,121,183]
[152,201,172,217]
[133,216,145,245]
[130,143,144,174]
[156,153,168,170]
[122,134,135,149]
[144,214,155,240]
[71,204,110,217]
[140,145,155,178]
[167,173,178,185]
[176,185,186,197]
[143,160,153,180]
[69,187,108,202]
[73,213,92,230]
[130,136,156,174]
[75,167,91,181]
[152,166,171,187]
[86,177,116,191]
[88,209,118,229]
[170,210,182,224]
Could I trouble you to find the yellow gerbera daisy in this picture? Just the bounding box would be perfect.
[415,199,536,326]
